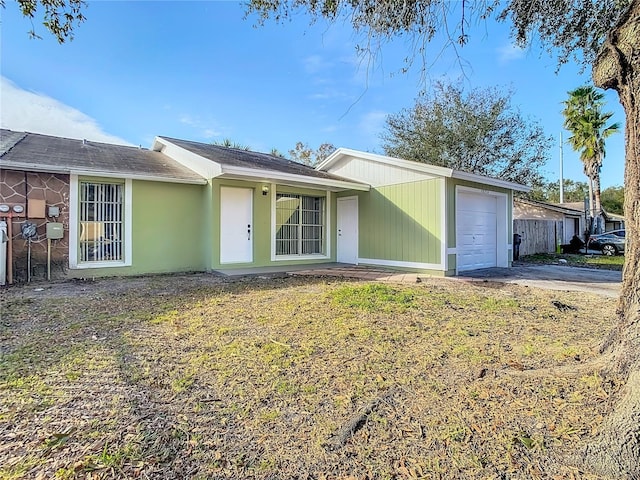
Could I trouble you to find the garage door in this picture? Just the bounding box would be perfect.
[457,191,498,271]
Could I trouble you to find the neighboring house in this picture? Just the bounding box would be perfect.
[558,202,625,232]
[514,198,586,246]
[0,129,528,283]
[603,210,625,231]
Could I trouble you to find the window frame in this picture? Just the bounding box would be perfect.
[69,175,132,269]
[271,188,331,261]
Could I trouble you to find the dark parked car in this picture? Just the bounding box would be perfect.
[588,229,626,256]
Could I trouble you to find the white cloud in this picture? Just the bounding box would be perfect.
[303,54,332,74]
[178,113,222,139]
[308,88,353,101]
[0,76,131,145]
[359,110,387,144]
[497,43,525,63]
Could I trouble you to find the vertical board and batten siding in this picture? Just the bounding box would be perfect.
[329,154,444,269]
[356,178,442,265]
[327,154,437,187]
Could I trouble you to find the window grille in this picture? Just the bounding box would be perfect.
[276,194,324,255]
[79,182,124,262]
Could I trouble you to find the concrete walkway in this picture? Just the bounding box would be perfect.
[290,263,622,297]
[224,262,622,297]
[456,264,622,298]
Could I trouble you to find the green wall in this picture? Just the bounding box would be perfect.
[210,179,338,271]
[339,178,443,266]
[131,180,207,273]
[70,179,207,277]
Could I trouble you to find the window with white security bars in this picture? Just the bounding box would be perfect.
[276,194,324,256]
[79,181,124,263]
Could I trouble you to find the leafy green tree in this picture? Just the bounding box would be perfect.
[288,141,336,166]
[528,179,590,203]
[4,0,86,43]
[247,1,639,477]
[601,185,624,215]
[381,81,551,185]
[562,86,620,233]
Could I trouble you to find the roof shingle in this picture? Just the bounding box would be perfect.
[0,129,206,184]
[159,136,351,182]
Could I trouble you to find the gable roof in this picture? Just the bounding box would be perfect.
[558,201,624,221]
[153,136,370,191]
[558,201,587,212]
[317,148,531,192]
[515,197,585,216]
[0,129,207,184]
[0,130,26,155]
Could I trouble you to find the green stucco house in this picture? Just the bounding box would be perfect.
[0,129,528,283]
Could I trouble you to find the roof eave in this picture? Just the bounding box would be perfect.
[451,171,530,192]
[153,136,223,178]
[317,148,455,178]
[0,161,207,185]
[219,165,370,191]
[319,148,530,191]
[515,198,585,215]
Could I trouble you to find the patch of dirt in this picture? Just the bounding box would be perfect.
[0,273,620,479]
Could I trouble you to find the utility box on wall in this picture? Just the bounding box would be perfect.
[28,199,46,218]
[46,222,64,240]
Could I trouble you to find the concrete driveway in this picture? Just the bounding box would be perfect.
[456,264,622,298]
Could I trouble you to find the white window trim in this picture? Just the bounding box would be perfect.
[271,189,331,262]
[69,175,132,269]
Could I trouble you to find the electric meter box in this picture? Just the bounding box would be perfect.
[46,222,64,240]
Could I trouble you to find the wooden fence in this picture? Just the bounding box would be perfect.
[513,219,563,257]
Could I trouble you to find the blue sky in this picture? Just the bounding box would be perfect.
[1,0,625,188]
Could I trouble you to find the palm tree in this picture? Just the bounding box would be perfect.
[213,138,251,150]
[562,86,620,234]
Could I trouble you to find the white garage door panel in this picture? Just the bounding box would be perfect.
[457,192,498,272]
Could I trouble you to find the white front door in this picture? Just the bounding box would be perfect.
[220,187,253,264]
[337,197,358,264]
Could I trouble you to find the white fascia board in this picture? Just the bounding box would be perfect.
[220,165,370,191]
[319,148,530,193]
[1,161,207,185]
[153,137,222,179]
[0,161,70,175]
[451,170,530,192]
[317,148,454,178]
[70,170,207,185]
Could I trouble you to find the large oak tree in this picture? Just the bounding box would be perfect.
[382,81,551,186]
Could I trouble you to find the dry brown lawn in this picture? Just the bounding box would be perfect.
[0,273,621,479]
